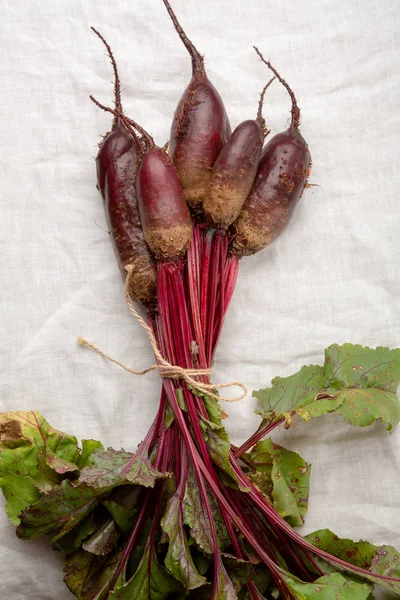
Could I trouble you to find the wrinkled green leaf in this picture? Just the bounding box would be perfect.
[182,464,230,554]
[64,547,122,599]
[0,411,77,523]
[54,513,97,555]
[0,411,104,526]
[164,404,175,430]
[46,452,80,474]
[126,518,153,579]
[192,549,211,576]
[102,486,141,535]
[254,365,326,418]
[324,345,400,392]
[238,564,273,599]
[247,439,311,527]
[203,395,225,428]
[160,492,207,589]
[83,519,119,556]
[305,529,400,593]
[254,344,400,431]
[176,388,187,412]
[222,554,255,593]
[17,479,103,541]
[282,571,372,599]
[79,446,167,491]
[200,415,247,492]
[78,440,106,468]
[109,541,182,599]
[239,588,269,600]
[213,557,238,599]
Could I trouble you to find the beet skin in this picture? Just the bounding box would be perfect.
[232,130,310,257]
[162,0,231,208]
[136,148,192,259]
[96,126,157,305]
[204,119,264,228]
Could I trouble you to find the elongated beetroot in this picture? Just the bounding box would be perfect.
[203,77,274,228]
[136,148,192,259]
[162,0,231,208]
[233,52,311,257]
[92,28,156,305]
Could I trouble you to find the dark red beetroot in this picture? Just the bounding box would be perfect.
[91,28,156,305]
[203,77,275,228]
[233,51,311,257]
[136,148,192,260]
[162,0,231,208]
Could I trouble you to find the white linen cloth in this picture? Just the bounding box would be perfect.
[0,0,399,597]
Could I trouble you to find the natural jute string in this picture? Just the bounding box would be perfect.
[78,266,247,402]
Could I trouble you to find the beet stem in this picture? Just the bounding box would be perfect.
[91,27,122,128]
[256,75,275,137]
[254,46,301,130]
[162,0,205,77]
[125,116,155,149]
[89,95,142,152]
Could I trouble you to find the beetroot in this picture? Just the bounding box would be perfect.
[136,147,192,260]
[91,28,156,305]
[162,0,231,208]
[203,77,275,228]
[233,51,311,257]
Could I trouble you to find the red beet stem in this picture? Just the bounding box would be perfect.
[125,116,155,150]
[162,0,205,77]
[91,27,122,129]
[256,75,275,135]
[90,95,142,153]
[254,47,301,130]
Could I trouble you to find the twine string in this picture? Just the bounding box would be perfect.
[78,266,247,403]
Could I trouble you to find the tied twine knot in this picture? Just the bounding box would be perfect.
[78,266,247,403]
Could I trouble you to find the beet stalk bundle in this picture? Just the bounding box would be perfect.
[0,2,399,600]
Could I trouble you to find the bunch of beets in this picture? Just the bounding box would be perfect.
[1,1,399,599]
[91,1,313,595]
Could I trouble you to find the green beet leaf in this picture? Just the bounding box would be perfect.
[222,554,255,593]
[78,445,167,491]
[200,415,248,492]
[247,439,311,527]
[193,393,248,491]
[203,394,226,428]
[189,558,239,600]
[164,403,175,430]
[239,589,264,599]
[78,440,106,468]
[54,513,97,555]
[160,491,207,589]
[254,365,326,419]
[109,541,183,599]
[182,464,230,554]
[102,485,141,534]
[238,563,273,599]
[64,547,122,599]
[281,571,372,599]
[304,529,400,594]
[83,519,119,556]
[0,411,103,525]
[254,344,400,431]
[213,557,238,599]
[16,479,104,541]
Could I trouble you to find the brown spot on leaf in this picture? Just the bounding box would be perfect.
[0,420,23,443]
